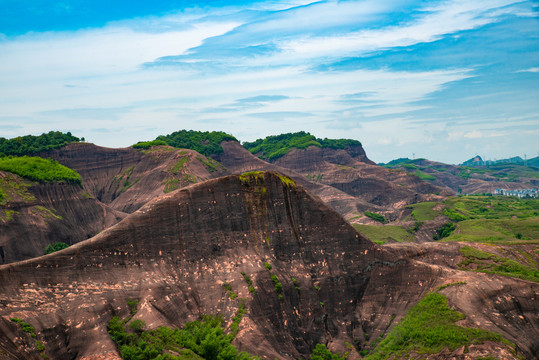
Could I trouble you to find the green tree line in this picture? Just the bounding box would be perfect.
[243,132,362,161]
[0,131,82,157]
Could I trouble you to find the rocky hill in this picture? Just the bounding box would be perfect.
[0,172,536,359]
[240,133,451,223]
[0,142,227,263]
[381,157,539,195]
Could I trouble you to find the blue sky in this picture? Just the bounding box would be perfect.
[0,0,537,164]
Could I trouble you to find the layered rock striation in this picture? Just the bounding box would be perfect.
[0,172,536,359]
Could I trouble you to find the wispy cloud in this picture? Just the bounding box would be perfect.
[0,0,537,163]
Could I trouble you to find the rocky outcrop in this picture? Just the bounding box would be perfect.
[43,143,227,214]
[0,173,536,359]
[218,141,450,222]
[0,171,126,263]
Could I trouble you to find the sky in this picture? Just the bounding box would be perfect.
[0,0,537,164]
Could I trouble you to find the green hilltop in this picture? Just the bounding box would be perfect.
[132,130,237,157]
[0,131,82,157]
[243,131,362,161]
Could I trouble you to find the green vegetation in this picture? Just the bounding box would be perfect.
[364,211,386,223]
[444,196,538,220]
[108,297,254,360]
[380,159,437,181]
[127,299,140,316]
[197,157,223,173]
[11,317,46,357]
[239,171,265,184]
[458,246,539,282]
[241,272,256,294]
[154,130,238,157]
[443,208,468,221]
[0,173,35,206]
[44,242,69,255]
[310,344,346,360]
[223,283,238,300]
[162,156,197,193]
[0,131,82,157]
[113,166,139,193]
[0,156,81,184]
[243,132,362,161]
[230,301,247,336]
[353,224,413,245]
[433,222,456,240]
[415,171,436,181]
[275,173,296,188]
[11,318,36,337]
[457,163,539,182]
[263,262,283,299]
[407,202,441,222]
[132,140,169,149]
[444,218,538,244]
[291,277,300,293]
[108,315,255,360]
[32,205,63,220]
[437,281,467,291]
[366,292,510,359]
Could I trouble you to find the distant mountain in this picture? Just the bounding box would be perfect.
[381,157,539,194]
[460,155,539,167]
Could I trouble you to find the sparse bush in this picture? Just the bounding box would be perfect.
[433,222,456,240]
[126,299,139,316]
[44,242,69,255]
[310,343,346,360]
[365,211,386,223]
[128,319,145,333]
[108,314,256,360]
[131,139,168,149]
[443,208,468,222]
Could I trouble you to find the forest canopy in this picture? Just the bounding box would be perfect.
[0,131,82,157]
[133,130,237,156]
[243,131,362,161]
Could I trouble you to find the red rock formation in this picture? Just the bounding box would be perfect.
[0,173,536,359]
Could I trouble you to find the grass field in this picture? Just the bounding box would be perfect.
[445,218,539,244]
[366,291,512,359]
[353,224,414,244]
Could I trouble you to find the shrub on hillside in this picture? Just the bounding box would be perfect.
[131,140,168,149]
[365,211,386,223]
[44,242,70,255]
[433,222,456,240]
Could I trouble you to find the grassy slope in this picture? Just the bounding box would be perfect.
[366,289,513,359]
[0,156,81,184]
[353,224,413,245]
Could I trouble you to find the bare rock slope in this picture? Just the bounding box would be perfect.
[0,172,536,359]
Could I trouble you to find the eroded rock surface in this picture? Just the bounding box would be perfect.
[0,173,537,359]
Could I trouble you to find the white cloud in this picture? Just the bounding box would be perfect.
[0,0,536,164]
[516,67,539,73]
[278,0,522,61]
